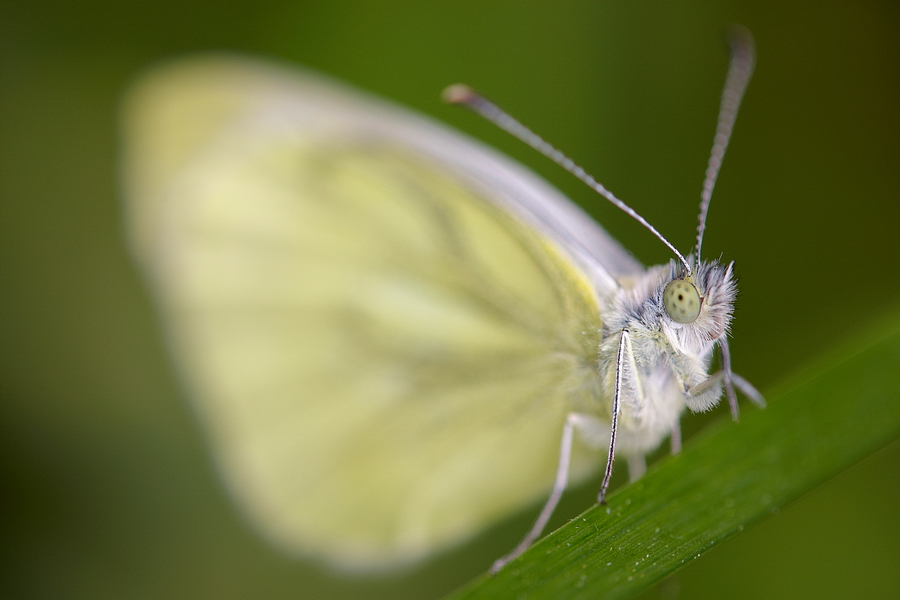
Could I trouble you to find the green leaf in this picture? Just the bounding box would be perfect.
[445,306,900,600]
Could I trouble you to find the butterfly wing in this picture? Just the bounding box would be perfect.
[122,56,640,569]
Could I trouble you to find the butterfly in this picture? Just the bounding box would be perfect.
[122,27,763,574]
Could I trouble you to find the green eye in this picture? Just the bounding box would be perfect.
[663,279,702,324]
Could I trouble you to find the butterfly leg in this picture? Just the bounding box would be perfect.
[687,340,765,417]
[730,371,766,407]
[490,330,629,574]
[718,339,765,408]
[490,411,600,574]
[669,421,682,455]
[598,328,627,504]
[719,338,740,420]
[627,453,647,481]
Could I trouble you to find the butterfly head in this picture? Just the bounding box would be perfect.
[662,259,736,345]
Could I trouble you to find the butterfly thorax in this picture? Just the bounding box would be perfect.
[594,259,737,453]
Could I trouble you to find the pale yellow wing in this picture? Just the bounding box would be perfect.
[122,56,622,570]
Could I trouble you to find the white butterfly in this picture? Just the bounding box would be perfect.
[122,28,763,574]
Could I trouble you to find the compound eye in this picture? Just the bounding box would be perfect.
[664,279,702,323]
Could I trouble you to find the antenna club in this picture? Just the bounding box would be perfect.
[442,84,476,105]
[727,24,756,64]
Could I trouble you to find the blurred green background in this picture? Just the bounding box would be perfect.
[2,0,898,598]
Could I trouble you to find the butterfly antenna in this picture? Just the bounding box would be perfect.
[444,83,693,275]
[695,25,755,261]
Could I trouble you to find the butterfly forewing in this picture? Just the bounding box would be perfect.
[123,57,620,569]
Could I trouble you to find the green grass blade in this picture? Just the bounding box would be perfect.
[445,308,900,600]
